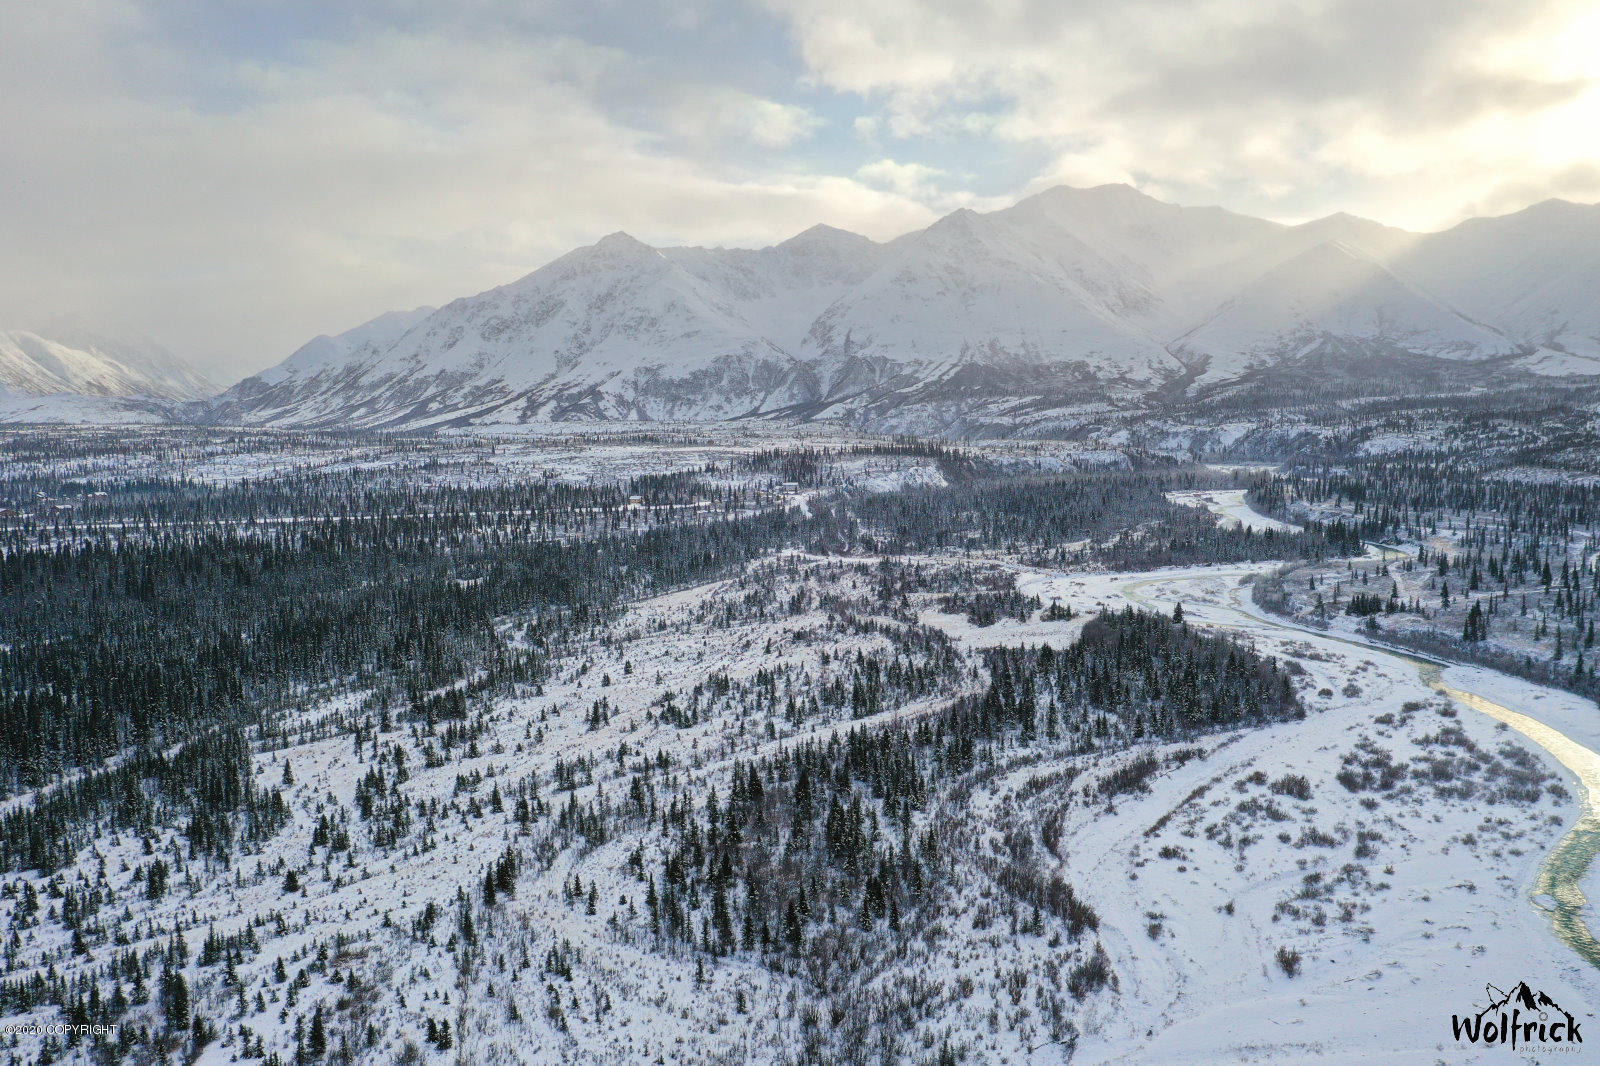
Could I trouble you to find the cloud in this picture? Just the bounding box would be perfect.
[668,90,825,149]
[766,0,1600,227]
[855,158,946,198]
[0,1,932,378]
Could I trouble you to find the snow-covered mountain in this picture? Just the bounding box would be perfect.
[210,234,824,427]
[255,306,438,387]
[1173,241,1520,379]
[206,185,1600,431]
[1391,199,1600,373]
[0,323,218,423]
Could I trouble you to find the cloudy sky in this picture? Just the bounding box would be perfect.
[4,0,1598,380]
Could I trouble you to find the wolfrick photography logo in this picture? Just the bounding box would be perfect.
[1451,981,1583,1050]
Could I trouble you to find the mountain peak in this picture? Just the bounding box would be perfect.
[1518,197,1596,219]
[1292,237,1372,262]
[1037,181,1145,197]
[1084,181,1155,199]
[778,223,874,250]
[927,206,981,231]
[1296,210,1408,232]
[532,230,663,281]
[1019,182,1167,210]
[594,230,654,253]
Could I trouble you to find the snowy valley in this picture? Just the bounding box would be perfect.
[4,414,1600,1064]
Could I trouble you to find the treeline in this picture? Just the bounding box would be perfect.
[1257,448,1600,693]
[849,471,1333,567]
[0,729,289,874]
[744,438,979,486]
[1,468,746,542]
[1271,458,1600,542]
[969,608,1303,748]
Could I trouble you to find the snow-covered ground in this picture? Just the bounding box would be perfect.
[1014,563,1600,1063]
[7,475,1600,1064]
[1165,489,1302,534]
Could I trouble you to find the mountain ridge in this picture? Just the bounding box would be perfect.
[179,185,1600,431]
[0,325,218,408]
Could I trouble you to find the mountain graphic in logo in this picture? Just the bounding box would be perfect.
[1453,981,1582,1048]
